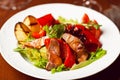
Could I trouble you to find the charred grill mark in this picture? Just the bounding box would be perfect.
[29,22,38,26]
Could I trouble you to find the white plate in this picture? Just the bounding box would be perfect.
[0,3,120,80]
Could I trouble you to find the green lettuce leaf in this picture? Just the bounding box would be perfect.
[70,48,106,70]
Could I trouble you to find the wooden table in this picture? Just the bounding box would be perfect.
[0,0,120,80]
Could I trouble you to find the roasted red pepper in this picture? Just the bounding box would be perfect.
[59,40,75,68]
[37,14,55,26]
[58,40,67,60]
[63,43,75,68]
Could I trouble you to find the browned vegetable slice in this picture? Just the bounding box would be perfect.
[23,15,40,32]
[19,22,31,33]
[14,22,28,42]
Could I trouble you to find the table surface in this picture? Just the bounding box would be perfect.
[0,0,120,80]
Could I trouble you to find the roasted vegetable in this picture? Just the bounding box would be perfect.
[43,24,65,38]
[62,42,75,68]
[23,15,41,32]
[14,22,30,42]
[37,14,56,26]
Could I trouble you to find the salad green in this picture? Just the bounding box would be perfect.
[14,45,48,69]
[43,24,65,38]
[14,13,107,74]
[71,48,106,70]
[58,16,78,24]
[51,64,67,74]
[82,21,102,29]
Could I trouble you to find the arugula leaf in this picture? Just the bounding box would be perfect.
[89,48,106,60]
[43,24,65,38]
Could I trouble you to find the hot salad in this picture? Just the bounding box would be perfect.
[14,13,106,73]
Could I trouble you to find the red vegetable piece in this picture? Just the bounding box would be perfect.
[64,43,75,68]
[37,14,55,26]
[58,39,67,60]
[82,13,90,23]
[95,28,101,39]
[90,27,101,39]
[32,30,46,39]
[75,25,101,52]
[32,32,41,39]
[89,20,101,39]
[83,28,101,52]
[58,40,75,68]
[39,30,46,37]
[44,38,51,48]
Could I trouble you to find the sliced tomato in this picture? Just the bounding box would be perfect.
[82,13,90,23]
[90,27,101,39]
[89,20,101,39]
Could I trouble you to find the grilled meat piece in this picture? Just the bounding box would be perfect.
[62,33,88,62]
[24,36,47,49]
[46,38,62,70]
